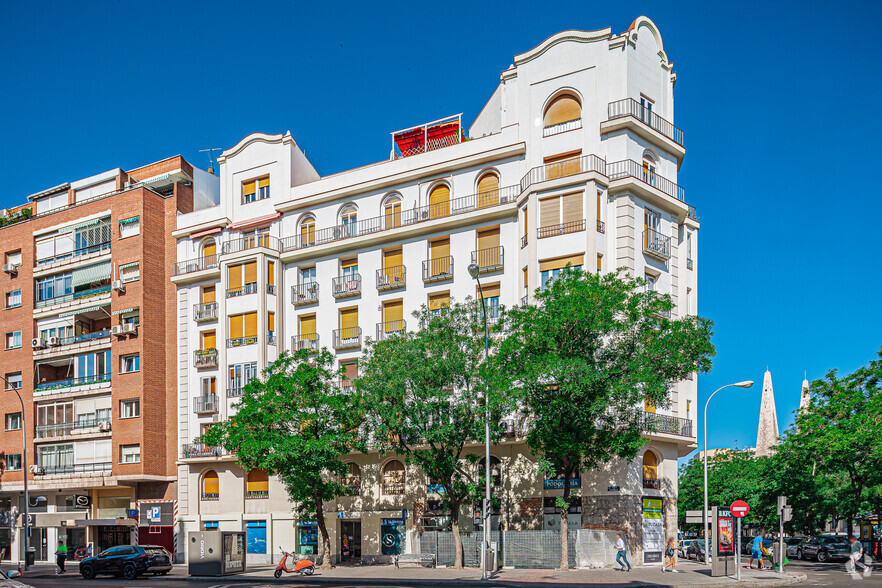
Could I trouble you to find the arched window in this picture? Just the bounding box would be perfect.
[202,239,218,268]
[340,204,358,237]
[202,470,219,500]
[383,195,402,229]
[543,94,581,130]
[342,463,361,496]
[476,171,500,209]
[428,183,450,220]
[478,455,502,489]
[299,215,316,247]
[382,460,405,495]
[642,451,660,489]
[246,469,269,498]
[642,151,658,187]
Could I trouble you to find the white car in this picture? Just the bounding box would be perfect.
[0,569,28,588]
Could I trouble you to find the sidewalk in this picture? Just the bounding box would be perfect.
[22,560,806,587]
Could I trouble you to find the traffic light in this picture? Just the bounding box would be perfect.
[781,507,793,523]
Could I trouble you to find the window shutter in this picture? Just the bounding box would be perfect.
[229,315,244,339]
[228,265,242,290]
[384,200,401,227]
[203,241,216,259]
[543,95,581,127]
[244,261,257,284]
[383,249,403,270]
[540,197,560,228]
[384,300,403,323]
[202,286,215,304]
[267,261,275,286]
[243,312,257,337]
[477,227,500,251]
[539,254,584,272]
[340,308,358,330]
[343,361,358,381]
[243,181,256,196]
[267,312,275,333]
[428,292,450,311]
[430,238,450,260]
[561,193,582,224]
[477,173,499,208]
[429,184,450,218]
[299,314,316,336]
[203,471,219,494]
[247,469,269,492]
[480,283,501,299]
[258,177,270,189]
[341,257,358,271]
[202,330,216,350]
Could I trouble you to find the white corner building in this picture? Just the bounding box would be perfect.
[172,16,699,566]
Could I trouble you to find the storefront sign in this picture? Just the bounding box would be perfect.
[297,520,317,526]
[382,518,405,526]
[336,511,360,519]
[642,498,664,564]
[543,478,581,490]
[426,483,446,494]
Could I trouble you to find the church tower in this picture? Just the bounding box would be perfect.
[755,369,780,457]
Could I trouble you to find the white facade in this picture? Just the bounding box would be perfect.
[173,16,699,566]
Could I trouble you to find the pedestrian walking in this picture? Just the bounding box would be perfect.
[848,535,867,573]
[55,539,68,574]
[662,537,678,573]
[749,530,766,570]
[614,533,631,571]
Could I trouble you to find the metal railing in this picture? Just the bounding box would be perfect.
[392,114,463,158]
[377,266,406,290]
[221,235,281,255]
[537,219,586,239]
[36,462,112,475]
[292,334,320,353]
[194,349,218,368]
[643,229,671,260]
[520,235,527,248]
[40,329,111,347]
[201,493,220,501]
[596,220,605,233]
[194,303,218,322]
[227,336,258,348]
[542,118,582,137]
[245,490,269,499]
[422,257,453,282]
[35,284,111,308]
[266,284,276,295]
[687,206,699,221]
[607,159,685,202]
[278,186,519,253]
[471,247,503,273]
[35,373,110,391]
[174,255,218,276]
[332,274,362,298]
[643,478,661,490]
[687,258,694,270]
[182,443,222,458]
[227,282,257,298]
[194,395,219,414]
[333,327,362,350]
[638,411,693,437]
[292,282,319,305]
[36,241,111,266]
[35,417,109,439]
[607,98,684,146]
[376,320,406,341]
[267,331,276,345]
[520,155,607,192]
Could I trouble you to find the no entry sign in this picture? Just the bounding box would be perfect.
[730,500,750,518]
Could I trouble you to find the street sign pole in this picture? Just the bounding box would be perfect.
[737,518,741,581]
[729,500,750,581]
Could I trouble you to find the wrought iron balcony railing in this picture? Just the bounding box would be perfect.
[292,282,319,306]
[182,443,223,458]
[537,219,586,239]
[194,302,218,322]
[194,395,219,414]
[422,257,453,282]
[643,229,671,260]
[543,118,582,137]
[376,266,406,290]
[194,349,218,368]
[292,334,320,353]
[376,320,406,341]
[607,98,684,146]
[333,327,362,350]
[227,336,258,348]
[221,235,281,254]
[332,274,362,298]
[227,282,257,298]
[471,247,503,273]
[596,220,605,234]
[174,255,218,276]
[520,155,607,193]
[607,159,685,202]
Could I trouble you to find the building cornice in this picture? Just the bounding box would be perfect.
[219,132,296,162]
[173,217,231,240]
[514,28,612,66]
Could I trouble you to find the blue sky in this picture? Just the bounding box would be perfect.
[2,1,880,457]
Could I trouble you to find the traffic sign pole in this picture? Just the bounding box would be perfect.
[729,500,750,581]
[737,518,741,581]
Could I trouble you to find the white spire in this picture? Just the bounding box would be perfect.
[755,368,779,458]
[799,372,810,413]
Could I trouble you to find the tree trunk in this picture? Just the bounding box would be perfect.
[314,496,333,569]
[451,499,463,569]
[560,467,571,571]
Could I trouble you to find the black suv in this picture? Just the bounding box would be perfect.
[79,545,172,580]
[796,536,851,562]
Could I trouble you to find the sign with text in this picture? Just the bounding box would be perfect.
[642,498,664,564]
[543,478,581,490]
[730,500,749,519]
[716,509,735,556]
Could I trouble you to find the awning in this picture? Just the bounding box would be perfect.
[190,226,222,239]
[119,216,139,225]
[118,262,139,271]
[227,212,280,230]
[58,304,109,318]
[59,217,106,235]
[72,262,111,287]
[113,306,139,315]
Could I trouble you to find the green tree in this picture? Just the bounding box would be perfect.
[357,300,509,569]
[499,269,715,569]
[200,349,365,568]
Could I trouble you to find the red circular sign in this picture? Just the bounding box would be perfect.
[730,500,750,518]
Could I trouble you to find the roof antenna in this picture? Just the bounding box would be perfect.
[199,145,223,176]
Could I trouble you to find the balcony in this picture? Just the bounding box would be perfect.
[245,490,269,499]
[36,329,111,349]
[35,374,110,392]
[538,219,586,239]
[201,493,220,501]
[392,114,463,159]
[268,331,276,345]
[520,154,606,193]
[174,255,218,276]
[606,98,684,146]
[194,303,218,322]
[194,349,218,368]
[643,229,671,260]
[266,284,276,295]
[332,274,361,298]
[182,443,223,458]
[278,186,519,253]
[221,235,281,255]
[227,282,257,298]
[35,284,111,309]
[333,327,362,350]
[376,266,406,291]
[520,235,527,249]
[687,258,694,270]
[596,220,605,234]
[543,117,582,137]
[643,478,661,490]
[35,462,112,476]
[227,336,257,348]
[607,160,685,202]
[422,257,453,283]
[471,247,503,274]
[376,320,406,341]
[292,334,320,353]
[638,411,693,437]
[292,282,319,306]
[194,395,219,414]
[688,206,699,221]
[35,417,109,439]
[36,240,111,266]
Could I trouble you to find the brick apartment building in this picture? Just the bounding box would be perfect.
[0,156,218,562]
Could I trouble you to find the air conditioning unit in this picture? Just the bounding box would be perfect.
[29,465,44,475]
[122,322,137,335]
[32,338,47,349]
[98,421,111,432]
[2,264,18,274]
[48,336,61,347]
[111,325,125,336]
[112,280,125,293]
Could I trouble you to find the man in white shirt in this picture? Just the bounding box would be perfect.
[615,533,632,571]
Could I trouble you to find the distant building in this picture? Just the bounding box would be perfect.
[755,369,779,458]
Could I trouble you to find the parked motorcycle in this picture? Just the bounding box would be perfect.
[274,547,315,578]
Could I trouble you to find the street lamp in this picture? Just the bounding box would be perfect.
[1,375,30,571]
[703,380,754,566]
[467,262,492,581]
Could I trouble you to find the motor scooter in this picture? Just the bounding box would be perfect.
[274,547,315,578]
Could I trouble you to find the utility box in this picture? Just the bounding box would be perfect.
[188,531,246,576]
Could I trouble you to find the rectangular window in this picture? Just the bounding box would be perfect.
[5,453,21,471]
[121,444,140,464]
[5,412,21,431]
[539,196,560,228]
[5,290,21,309]
[120,399,140,419]
[119,262,140,283]
[227,262,257,296]
[5,373,21,389]
[644,273,657,291]
[267,260,275,287]
[267,311,275,342]
[228,362,258,397]
[121,354,140,373]
[202,377,216,397]
[539,254,584,291]
[119,217,140,238]
[120,309,140,327]
[242,177,270,203]
[477,283,501,320]
[202,285,216,304]
[5,331,21,349]
[37,273,73,302]
[300,266,316,283]
[428,292,450,315]
[201,330,216,351]
[596,254,602,274]
[229,312,257,342]
[340,257,358,277]
[4,251,22,267]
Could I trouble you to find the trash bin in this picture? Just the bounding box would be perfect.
[25,547,35,566]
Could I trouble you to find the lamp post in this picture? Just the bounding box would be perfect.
[703,380,754,566]
[1,375,29,571]
[467,262,492,581]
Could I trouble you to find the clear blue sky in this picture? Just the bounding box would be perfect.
[2,1,880,457]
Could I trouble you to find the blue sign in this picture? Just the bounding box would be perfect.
[544,478,582,490]
[127,509,138,517]
[382,518,406,526]
[426,484,446,494]
[608,486,621,492]
[298,519,318,526]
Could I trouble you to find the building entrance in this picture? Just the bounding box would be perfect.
[95,526,130,553]
[66,527,87,555]
[340,520,361,562]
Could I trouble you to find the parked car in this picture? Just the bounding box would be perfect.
[679,539,694,558]
[797,536,851,562]
[79,544,172,580]
[0,568,27,588]
[686,539,713,562]
[784,537,805,557]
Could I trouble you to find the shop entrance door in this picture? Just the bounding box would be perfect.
[96,526,130,553]
[340,520,361,562]
[66,527,87,555]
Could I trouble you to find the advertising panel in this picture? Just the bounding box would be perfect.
[717,510,734,556]
[642,498,664,564]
